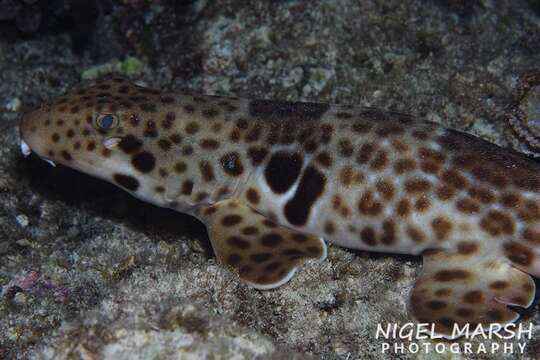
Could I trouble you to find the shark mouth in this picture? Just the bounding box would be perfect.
[20,139,56,167]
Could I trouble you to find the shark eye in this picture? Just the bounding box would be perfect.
[95,114,118,130]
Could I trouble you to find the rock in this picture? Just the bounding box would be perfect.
[5,97,21,111]
[12,291,27,305]
[15,214,29,227]
[508,70,540,156]
[81,57,146,80]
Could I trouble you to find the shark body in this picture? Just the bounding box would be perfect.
[19,78,540,337]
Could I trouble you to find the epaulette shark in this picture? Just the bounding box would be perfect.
[19,78,540,338]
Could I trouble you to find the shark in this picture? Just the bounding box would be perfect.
[19,77,540,337]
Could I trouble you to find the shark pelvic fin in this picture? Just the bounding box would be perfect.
[408,247,536,339]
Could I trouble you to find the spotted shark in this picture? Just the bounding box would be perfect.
[19,78,540,337]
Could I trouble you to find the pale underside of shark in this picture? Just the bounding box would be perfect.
[19,78,540,338]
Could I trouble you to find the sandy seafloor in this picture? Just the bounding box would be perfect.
[1,0,539,359]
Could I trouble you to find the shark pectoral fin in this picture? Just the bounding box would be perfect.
[200,199,327,290]
[408,248,536,339]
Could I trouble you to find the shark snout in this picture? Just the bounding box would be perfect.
[19,108,58,166]
[19,109,42,155]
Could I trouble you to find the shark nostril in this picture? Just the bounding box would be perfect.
[20,140,31,157]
